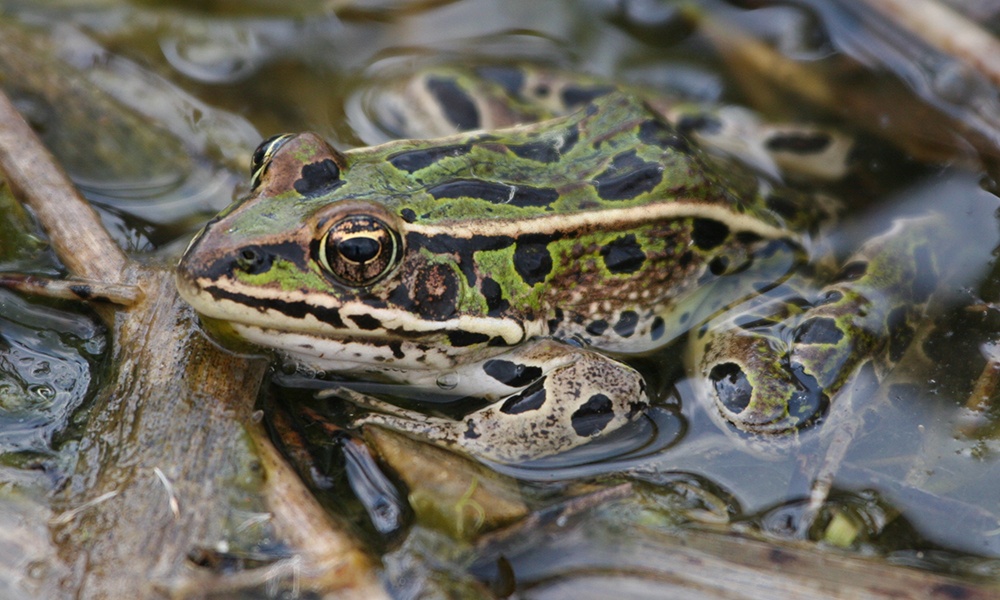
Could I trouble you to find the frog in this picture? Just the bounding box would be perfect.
[175,65,945,463]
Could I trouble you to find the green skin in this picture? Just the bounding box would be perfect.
[176,77,939,463]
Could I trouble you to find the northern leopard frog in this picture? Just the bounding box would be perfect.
[176,66,944,462]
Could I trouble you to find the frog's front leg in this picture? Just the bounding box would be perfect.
[342,339,648,463]
[693,216,945,437]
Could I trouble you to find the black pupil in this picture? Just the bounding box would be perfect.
[337,237,380,263]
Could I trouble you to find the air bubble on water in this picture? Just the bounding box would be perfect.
[29,384,57,404]
[83,336,106,355]
[436,373,459,391]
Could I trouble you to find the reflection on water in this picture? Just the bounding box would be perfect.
[0,290,104,456]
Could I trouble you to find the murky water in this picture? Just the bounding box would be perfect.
[3,0,1000,593]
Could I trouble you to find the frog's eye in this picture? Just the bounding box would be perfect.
[318,215,402,286]
[250,133,295,189]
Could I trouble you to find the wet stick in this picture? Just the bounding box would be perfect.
[0,86,125,282]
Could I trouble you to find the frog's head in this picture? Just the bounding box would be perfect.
[176,132,525,364]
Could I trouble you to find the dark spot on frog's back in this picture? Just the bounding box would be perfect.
[638,118,687,150]
[426,76,480,131]
[427,179,558,208]
[500,379,547,414]
[571,393,615,437]
[560,126,580,154]
[294,159,344,197]
[676,113,723,136]
[735,231,764,246]
[766,132,832,154]
[474,66,526,96]
[483,359,542,387]
[508,140,561,163]
[691,218,730,250]
[388,144,472,173]
[593,150,663,201]
[601,234,646,274]
[513,235,555,285]
[765,193,801,221]
[560,84,614,108]
[480,277,509,315]
[411,231,515,255]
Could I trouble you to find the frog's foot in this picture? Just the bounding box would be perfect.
[344,341,649,463]
[694,216,944,437]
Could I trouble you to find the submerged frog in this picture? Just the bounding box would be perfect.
[176,67,945,462]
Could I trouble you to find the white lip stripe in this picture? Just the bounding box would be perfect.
[184,283,536,344]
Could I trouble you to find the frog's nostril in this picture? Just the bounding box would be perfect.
[235,246,271,274]
[710,362,752,414]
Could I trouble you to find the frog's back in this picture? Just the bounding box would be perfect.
[344,93,816,230]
